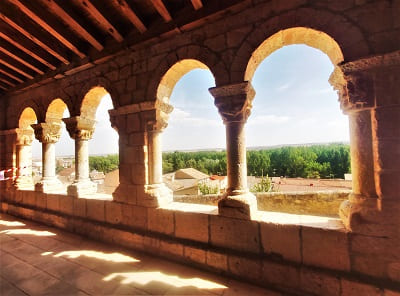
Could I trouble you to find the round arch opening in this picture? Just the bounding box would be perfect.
[245,27,344,82]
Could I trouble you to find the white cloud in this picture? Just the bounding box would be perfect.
[248,114,290,126]
[169,107,221,127]
[276,83,291,92]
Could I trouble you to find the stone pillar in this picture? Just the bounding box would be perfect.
[209,81,257,220]
[63,116,97,197]
[32,120,64,192]
[109,100,173,207]
[0,129,17,191]
[332,65,380,233]
[142,101,174,206]
[13,128,34,190]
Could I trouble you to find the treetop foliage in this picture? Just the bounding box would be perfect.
[163,144,350,179]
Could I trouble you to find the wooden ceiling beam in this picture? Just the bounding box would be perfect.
[0,76,16,87]
[0,58,34,79]
[0,68,24,83]
[0,46,44,74]
[6,0,86,59]
[0,32,56,70]
[0,82,9,91]
[191,0,203,10]
[41,0,103,51]
[150,0,172,22]
[73,0,123,42]
[0,13,70,65]
[111,0,146,33]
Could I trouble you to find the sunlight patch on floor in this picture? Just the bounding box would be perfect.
[0,229,56,236]
[103,271,227,290]
[0,220,26,227]
[52,250,140,263]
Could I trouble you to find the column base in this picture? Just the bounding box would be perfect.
[339,193,398,236]
[13,177,34,191]
[112,183,173,207]
[67,180,97,197]
[35,177,64,193]
[218,191,257,220]
[141,183,173,207]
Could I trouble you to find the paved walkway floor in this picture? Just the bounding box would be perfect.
[0,213,280,296]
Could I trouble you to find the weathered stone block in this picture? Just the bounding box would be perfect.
[210,215,260,253]
[59,196,73,215]
[36,195,47,210]
[228,255,261,281]
[262,260,300,290]
[260,223,301,262]
[105,201,122,224]
[206,250,228,271]
[184,246,206,264]
[86,199,105,222]
[175,211,208,243]
[147,208,174,235]
[341,278,382,295]
[302,227,350,271]
[131,205,148,229]
[299,268,340,296]
[73,198,86,218]
[160,240,183,257]
[46,195,60,212]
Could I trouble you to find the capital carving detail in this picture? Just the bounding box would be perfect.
[32,121,63,144]
[15,128,34,146]
[330,65,375,113]
[63,116,96,140]
[209,82,255,123]
[143,100,174,132]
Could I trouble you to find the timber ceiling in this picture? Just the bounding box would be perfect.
[0,0,246,95]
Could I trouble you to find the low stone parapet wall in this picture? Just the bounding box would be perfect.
[0,189,398,295]
[174,190,351,217]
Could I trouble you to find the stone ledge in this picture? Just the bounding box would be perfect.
[1,200,399,295]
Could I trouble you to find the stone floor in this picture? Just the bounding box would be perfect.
[0,213,280,296]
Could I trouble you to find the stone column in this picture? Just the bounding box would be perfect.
[32,120,64,192]
[109,101,173,207]
[63,116,97,197]
[13,128,34,190]
[332,67,379,232]
[209,82,257,220]
[142,100,174,206]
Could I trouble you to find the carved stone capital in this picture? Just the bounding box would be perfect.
[342,72,375,113]
[32,120,63,144]
[63,116,96,140]
[142,100,174,132]
[209,82,255,123]
[15,128,34,146]
[330,65,375,114]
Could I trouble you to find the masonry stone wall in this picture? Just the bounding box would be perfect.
[0,0,399,294]
[174,190,351,217]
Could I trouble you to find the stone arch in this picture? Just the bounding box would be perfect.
[156,59,215,103]
[231,8,369,83]
[244,27,344,82]
[80,86,115,120]
[13,100,42,128]
[146,45,228,103]
[45,98,69,122]
[19,107,37,129]
[78,77,118,119]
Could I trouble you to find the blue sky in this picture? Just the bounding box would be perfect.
[32,44,349,158]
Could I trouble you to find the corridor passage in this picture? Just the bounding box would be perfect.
[0,213,279,296]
